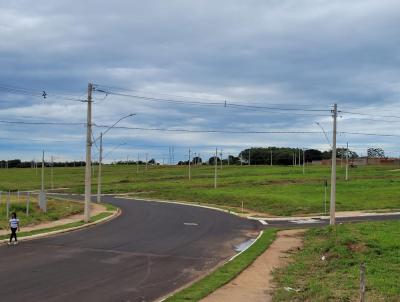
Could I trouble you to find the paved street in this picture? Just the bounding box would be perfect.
[0,197,258,302]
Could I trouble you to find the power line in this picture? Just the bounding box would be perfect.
[93,86,330,114]
[92,124,323,134]
[0,84,87,103]
[341,110,400,120]
[0,120,85,126]
[93,83,328,110]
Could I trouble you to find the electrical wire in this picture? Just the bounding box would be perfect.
[0,84,87,103]
[93,88,331,114]
[0,120,85,126]
[94,83,328,110]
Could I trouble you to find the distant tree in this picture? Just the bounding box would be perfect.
[208,156,221,165]
[228,155,240,164]
[322,148,358,160]
[367,147,385,158]
[148,158,157,165]
[191,156,202,165]
[304,149,323,162]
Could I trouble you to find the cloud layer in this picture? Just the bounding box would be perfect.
[1,0,400,161]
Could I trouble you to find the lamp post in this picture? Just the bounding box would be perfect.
[96,113,135,203]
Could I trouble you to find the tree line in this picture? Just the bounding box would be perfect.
[0,147,386,168]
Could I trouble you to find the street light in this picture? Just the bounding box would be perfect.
[96,114,135,203]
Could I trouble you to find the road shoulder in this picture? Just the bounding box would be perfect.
[200,229,305,302]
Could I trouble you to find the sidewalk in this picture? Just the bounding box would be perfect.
[248,210,400,221]
[0,203,106,236]
[201,229,305,302]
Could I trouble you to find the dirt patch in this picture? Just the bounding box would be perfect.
[201,229,305,302]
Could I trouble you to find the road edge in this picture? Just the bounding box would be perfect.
[0,208,121,245]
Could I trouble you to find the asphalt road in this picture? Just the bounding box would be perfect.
[0,197,258,302]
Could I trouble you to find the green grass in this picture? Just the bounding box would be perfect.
[165,229,276,302]
[0,211,114,240]
[272,221,400,301]
[1,164,400,215]
[0,195,83,229]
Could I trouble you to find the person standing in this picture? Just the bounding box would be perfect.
[8,212,20,245]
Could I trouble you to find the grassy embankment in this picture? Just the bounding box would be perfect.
[273,221,400,301]
[1,164,400,216]
[0,194,83,230]
[165,229,276,302]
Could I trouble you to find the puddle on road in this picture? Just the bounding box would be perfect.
[234,238,256,252]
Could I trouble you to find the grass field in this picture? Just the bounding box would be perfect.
[272,221,400,301]
[1,164,400,216]
[0,194,83,230]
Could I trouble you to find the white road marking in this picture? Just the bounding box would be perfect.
[258,219,268,225]
[290,218,322,224]
[183,222,198,226]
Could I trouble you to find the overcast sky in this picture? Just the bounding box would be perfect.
[1,0,400,162]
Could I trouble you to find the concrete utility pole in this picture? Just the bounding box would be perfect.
[294,150,296,166]
[303,148,305,175]
[330,103,338,225]
[97,132,103,203]
[137,153,139,173]
[214,148,218,189]
[51,155,54,190]
[188,148,191,181]
[145,153,148,170]
[346,142,349,181]
[298,148,301,167]
[84,83,93,223]
[40,150,46,212]
[248,149,251,166]
[270,149,273,166]
[96,113,134,203]
[220,149,223,169]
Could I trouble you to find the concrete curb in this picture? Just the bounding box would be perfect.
[248,211,400,221]
[120,196,243,217]
[157,229,265,302]
[0,208,121,245]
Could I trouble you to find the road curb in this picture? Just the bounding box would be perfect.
[248,211,400,221]
[0,208,121,245]
[157,229,265,302]
[119,196,243,217]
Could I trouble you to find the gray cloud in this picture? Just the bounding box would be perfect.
[1,0,400,161]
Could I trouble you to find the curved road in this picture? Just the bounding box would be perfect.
[0,197,258,302]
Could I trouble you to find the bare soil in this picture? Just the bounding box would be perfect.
[201,229,305,302]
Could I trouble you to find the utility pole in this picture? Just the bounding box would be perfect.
[294,150,296,166]
[51,155,54,190]
[97,132,103,203]
[84,83,93,223]
[303,148,305,175]
[214,148,218,189]
[248,149,251,166]
[220,149,223,169]
[137,153,139,173]
[188,148,191,181]
[40,150,46,212]
[346,142,349,181]
[41,151,44,194]
[145,153,148,170]
[298,148,301,167]
[330,103,338,225]
[270,149,273,166]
